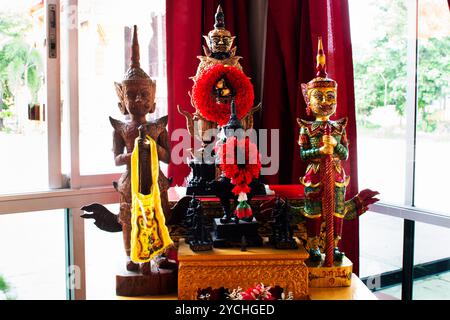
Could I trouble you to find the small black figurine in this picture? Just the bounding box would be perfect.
[240,235,247,252]
[209,176,238,224]
[270,197,298,249]
[184,194,213,252]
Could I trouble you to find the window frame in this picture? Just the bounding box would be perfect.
[0,0,121,300]
[356,0,450,300]
[0,0,168,300]
[0,0,449,301]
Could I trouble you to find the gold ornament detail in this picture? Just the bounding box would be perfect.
[177,239,310,300]
[178,261,309,300]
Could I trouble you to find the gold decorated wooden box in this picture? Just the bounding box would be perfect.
[177,237,310,300]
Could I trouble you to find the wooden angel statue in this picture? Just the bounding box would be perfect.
[82,26,172,273]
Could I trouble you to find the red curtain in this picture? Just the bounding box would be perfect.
[166,0,202,187]
[167,0,253,186]
[167,0,360,274]
[261,0,360,273]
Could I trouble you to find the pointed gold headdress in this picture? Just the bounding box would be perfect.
[303,37,337,91]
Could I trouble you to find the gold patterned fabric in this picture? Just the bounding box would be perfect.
[130,136,173,263]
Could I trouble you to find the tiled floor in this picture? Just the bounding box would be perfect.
[375,270,450,300]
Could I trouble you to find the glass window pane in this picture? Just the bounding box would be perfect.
[349,0,408,205]
[414,222,450,266]
[77,0,167,175]
[413,222,450,299]
[360,212,404,278]
[412,270,450,300]
[0,210,66,300]
[0,1,48,194]
[414,0,450,214]
[359,212,404,299]
[85,203,122,299]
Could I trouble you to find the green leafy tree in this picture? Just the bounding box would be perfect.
[0,274,15,300]
[417,37,450,132]
[353,0,407,125]
[353,0,449,132]
[0,13,44,131]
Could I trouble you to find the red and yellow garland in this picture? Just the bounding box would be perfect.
[191,64,254,126]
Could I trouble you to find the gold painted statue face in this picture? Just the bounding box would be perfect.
[300,37,338,119]
[308,87,337,118]
[123,81,156,116]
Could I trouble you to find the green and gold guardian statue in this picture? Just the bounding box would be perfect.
[297,38,379,264]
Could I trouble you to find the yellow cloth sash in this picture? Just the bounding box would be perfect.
[130,136,173,263]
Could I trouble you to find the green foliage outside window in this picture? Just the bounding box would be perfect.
[0,274,15,300]
[0,13,44,131]
[353,0,449,133]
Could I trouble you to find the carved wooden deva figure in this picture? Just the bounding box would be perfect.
[179,4,243,132]
[178,5,265,195]
[194,4,242,80]
[178,4,260,138]
[192,4,261,127]
[177,5,261,196]
[111,26,171,272]
[297,38,379,264]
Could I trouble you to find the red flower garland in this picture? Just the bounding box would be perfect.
[241,284,276,300]
[216,136,262,195]
[192,64,254,126]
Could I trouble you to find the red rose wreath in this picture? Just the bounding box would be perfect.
[216,136,262,219]
[191,64,254,126]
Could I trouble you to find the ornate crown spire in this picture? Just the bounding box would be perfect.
[130,25,140,69]
[214,5,225,29]
[223,98,243,138]
[315,37,327,78]
[123,25,152,82]
[207,5,232,38]
[302,37,336,90]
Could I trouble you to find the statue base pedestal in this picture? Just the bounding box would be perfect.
[306,256,353,288]
[189,241,213,252]
[116,268,177,297]
[269,237,299,250]
[177,237,310,300]
[212,218,263,248]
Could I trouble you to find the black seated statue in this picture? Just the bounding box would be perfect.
[270,197,298,249]
[184,195,213,251]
